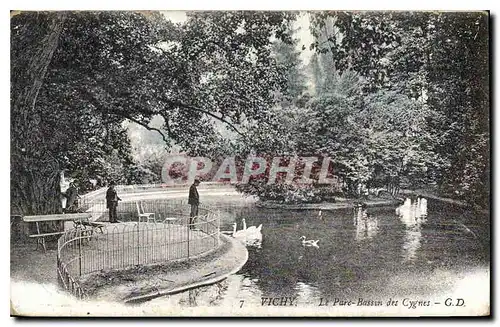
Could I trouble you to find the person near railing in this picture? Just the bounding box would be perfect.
[106,181,121,223]
[63,182,80,213]
[188,179,200,229]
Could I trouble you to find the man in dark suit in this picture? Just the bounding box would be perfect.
[64,182,80,213]
[106,181,121,223]
[188,179,200,229]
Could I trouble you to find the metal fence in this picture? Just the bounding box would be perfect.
[77,197,193,222]
[57,201,221,299]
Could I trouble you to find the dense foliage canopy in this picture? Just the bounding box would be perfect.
[11,11,296,214]
[11,11,489,215]
[238,11,489,206]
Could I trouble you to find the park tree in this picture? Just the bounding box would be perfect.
[11,11,298,217]
[424,12,489,207]
[306,11,489,205]
[270,24,307,104]
[11,12,67,215]
[309,11,402,92]
[238,12,442,201]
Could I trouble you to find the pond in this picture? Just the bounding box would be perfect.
[142,196,490,308]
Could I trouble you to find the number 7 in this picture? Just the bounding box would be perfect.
[240,300,244,308]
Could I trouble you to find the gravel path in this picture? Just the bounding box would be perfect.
[11,243,58,284]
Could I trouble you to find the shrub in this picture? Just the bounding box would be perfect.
[236,181,337,204]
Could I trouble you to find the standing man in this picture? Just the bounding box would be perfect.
[188,179,200,229]
[64,182,80,213]
[106,181,121,223]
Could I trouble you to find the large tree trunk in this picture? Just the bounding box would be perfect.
[11,12,67,227]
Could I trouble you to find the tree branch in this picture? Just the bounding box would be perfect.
[323,24,339,76]
[159,112,177,139]
[76,87,172,145]
[164,99,246,138]
[71,71,247,142]
[110,109,171,145]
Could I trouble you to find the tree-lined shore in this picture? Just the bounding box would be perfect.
[11,11,489,217]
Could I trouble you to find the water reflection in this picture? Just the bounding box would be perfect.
[295,281,321,303]
[142,196,488,308]
[220,274,263,307]
[397,198,428,226]
[354,207,379,241]
[396,198,428,262]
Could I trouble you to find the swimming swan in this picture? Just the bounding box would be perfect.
[300,236,319,248]
[232,222,247,239]
[232,222,263,248]
[242,218,262,233]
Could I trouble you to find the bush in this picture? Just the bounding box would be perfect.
[236,181,337,204]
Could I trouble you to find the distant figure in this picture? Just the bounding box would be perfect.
[106,181,121,223]
[188,179,200,229]
[64,182,80,213]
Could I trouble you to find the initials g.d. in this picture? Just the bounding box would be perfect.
[445,298,465,307]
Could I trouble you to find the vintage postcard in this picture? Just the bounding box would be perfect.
[10,10,490,317]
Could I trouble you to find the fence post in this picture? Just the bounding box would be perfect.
[187,221,190,259]
[56,237,61,279]
[137,224,140,265]
[78,232,82,277]
[217,210,221,247]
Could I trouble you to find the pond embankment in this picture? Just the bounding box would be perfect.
[400,189,489,215]
[78,234,248,304]
[256,189,489,215]
[11,232,248,305]
[256,198,402,211]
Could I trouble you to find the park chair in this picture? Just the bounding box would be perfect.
[136,201,156,223]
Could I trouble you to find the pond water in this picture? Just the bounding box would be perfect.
[143,197,490,309]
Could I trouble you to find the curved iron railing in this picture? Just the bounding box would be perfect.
[57,201,220,299]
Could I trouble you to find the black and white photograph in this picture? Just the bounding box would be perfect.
[9,8,490,317]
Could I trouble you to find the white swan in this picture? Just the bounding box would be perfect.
[242,219,263,243]
[245,237,263,249]
[232,222,246,239]
[242,218,262,233]
[232,222,263,248]
[300,236,319,248]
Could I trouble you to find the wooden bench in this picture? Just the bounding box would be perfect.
[23,213,93,251]
[29,231,66,251]
[74,220,107,234]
